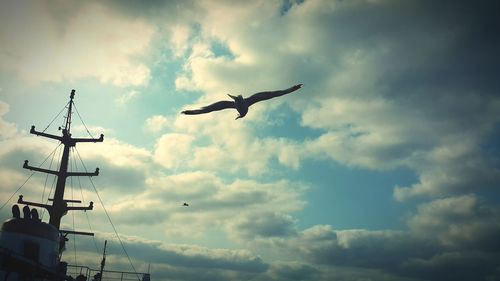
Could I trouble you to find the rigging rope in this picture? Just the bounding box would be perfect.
[70,151,78,267]
[71,103,102,254]
[74,147,141,281]
[0,143,63,212]
[41,144,62,220]
[62,100,72,130]
[72,147,101,254]
[42,102,69,133]
[0,173,35,212]
[73,103,95,139]
[41,142,59,210]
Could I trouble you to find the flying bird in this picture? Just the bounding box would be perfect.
[182,202,189,207]
[181,84,303,120]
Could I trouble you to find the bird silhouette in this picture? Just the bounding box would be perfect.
[182,202,189,207]
[181,84,303,120]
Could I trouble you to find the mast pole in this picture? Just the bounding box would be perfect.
[50,91,74,228]
[19,89,104,229]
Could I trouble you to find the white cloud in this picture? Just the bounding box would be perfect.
[77,137,152,169]
[116,90,139,106]
[0,1,155,87]
[153,133,195,169]
[0,100,17,140]
[169,24,191,57]
[145,115,169,133]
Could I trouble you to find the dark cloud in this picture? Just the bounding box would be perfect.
[271,195,500,281]
[229,212,298,240]
[74,233,268,274]
[264,261,320,281]
[401,251,500,281]
[408,195,500,252]
[286,0,500,199]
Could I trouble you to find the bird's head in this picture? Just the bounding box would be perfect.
[228,94,243,102]
[235,113,246,120]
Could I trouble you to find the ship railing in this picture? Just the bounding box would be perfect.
[67,264,150,281]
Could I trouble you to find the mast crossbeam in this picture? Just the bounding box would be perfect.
[23,160,58,175]
[17,195,51,210]
[30,125,62,141]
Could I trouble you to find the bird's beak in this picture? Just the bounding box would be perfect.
[235,115,242,120]
[228,94,237,100]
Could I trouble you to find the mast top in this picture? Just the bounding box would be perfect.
[70,89,75,100]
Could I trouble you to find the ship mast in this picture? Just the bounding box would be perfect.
[18,90,104,229]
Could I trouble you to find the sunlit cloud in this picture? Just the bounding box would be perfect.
[145,115,169,133]
[0,1,154,87]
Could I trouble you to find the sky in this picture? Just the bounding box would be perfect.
[1,0,500,280]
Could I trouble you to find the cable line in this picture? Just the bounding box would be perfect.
[42,102,69,133]
[70,152,78,267]
[73,103,95,139]
[41,142,59,209]
[42,144,63,219]
[0,143,63,212]
[72,147,101,254]
[74,147,141,281]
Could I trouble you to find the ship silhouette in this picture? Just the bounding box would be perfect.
[0,90,150,281]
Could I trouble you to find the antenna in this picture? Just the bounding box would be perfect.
[99,240,107,281]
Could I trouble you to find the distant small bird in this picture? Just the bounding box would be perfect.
[183,202,189,207]
[181,84,303,120]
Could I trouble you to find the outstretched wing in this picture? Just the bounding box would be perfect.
[245,84,302,106]
[182,100,235,115]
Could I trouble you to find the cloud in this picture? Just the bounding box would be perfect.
[116,235,268,273]
[2,1,500,280]
[71,231,268,276]
[77,137,152,169]
[0,100,17,140]
[408,195,500,251]
[116,90,139,106]
[261,195,500,281]
[169,24,191,57]
[153,133,195,169]
[169,110,306,176]
[101,173,306,241]
[170,0,500,200]
[145,115,169,133]
[264,261,320,281]
[228,212,298,241]
[394,141,500,200]
[0,1,155,87]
